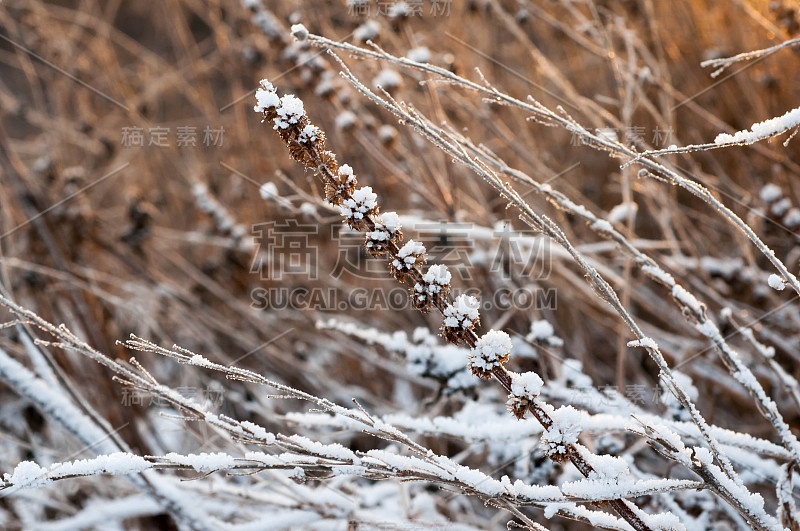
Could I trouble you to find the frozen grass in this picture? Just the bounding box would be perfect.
[1,0,800,529]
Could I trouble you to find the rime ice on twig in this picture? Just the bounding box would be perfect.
[305,40,794,529]
[700,37,800,77]
[253,78,685,531]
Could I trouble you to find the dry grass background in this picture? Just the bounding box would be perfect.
[1,0,800,529]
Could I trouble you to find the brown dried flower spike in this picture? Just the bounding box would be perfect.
[365,211,402,256]
[338,185,379,231]
[412,264,451,312]
[506,371,544,419]
[325,164,357,206]
[442,294,481,344]
[468,329,510,378]
[390,239,426,280]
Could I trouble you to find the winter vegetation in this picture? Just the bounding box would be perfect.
[2,1,800,529]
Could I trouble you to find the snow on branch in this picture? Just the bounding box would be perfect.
[713,105,800,146]
[562,477,704,502]
[700,37,800,78]
[2,453,150,492]
[316,318,475,391]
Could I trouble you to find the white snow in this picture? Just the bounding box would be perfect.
[590,219,613,233]
[768,273,786,291]
[290,23,308,41]
[671,284,704,314]
[759,183,782,203]
[354,20,380,42]
[414,264,452,305]
[470,330,512,372]
[3,461,49,489]
[443,294,480,329]
[253,79,279,112]
[55,453,151,477]
[373,69,402,90]
[627,337,658,349]
[259,182,278,199]
[771,197,791,216]
[273,94,305,130]
[3,453,151,490]
[607,202,638,224]
[299,202,316,216]
[335,110,357,130]
[562,477,697,502]
[162,452,238,473]
[367,228,389,244]
[387,2,409,18]
[527,319,564,347]
[509,371,544,399]
[377,124,398,143]
[392,240,426,271]
[241,420,276,444]
[784,208,800,228]
[406,46,431,63]
[368,212,401,250]
[298,124,321,144]
[641,262,675,285]
[692,446,713,465]
[422,264,451,287]
[338,164,354,177]
[541,406,583,457]
[338,186,378,221]
[379,211,401,233]
[715,105,800,145]
[529,319,554,339]
[188,354,214,368]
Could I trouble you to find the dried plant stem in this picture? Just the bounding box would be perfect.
[318,52,781,531]
[306,35,800,303]
[252,77,699,531]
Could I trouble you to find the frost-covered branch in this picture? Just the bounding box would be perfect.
[0,338,215,531]
[252,74,671,530]
[304,33,800,307]
[700,37,800,77]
